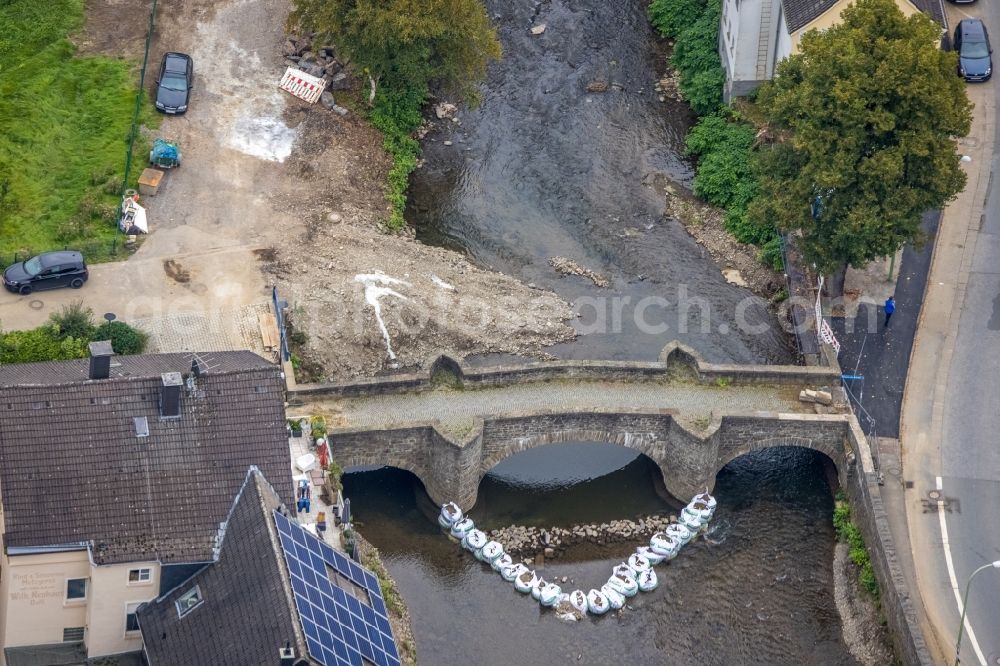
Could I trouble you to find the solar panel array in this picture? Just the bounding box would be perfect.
[274,511,401,666]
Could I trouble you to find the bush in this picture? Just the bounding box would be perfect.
[668,0,724,115]
[92,320,148,355]
[648,0,706,39]
[49,301,96,340]
[833,495,880,599]
[0,325,89,364]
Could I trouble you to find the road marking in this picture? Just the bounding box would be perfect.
[937,476,987,665]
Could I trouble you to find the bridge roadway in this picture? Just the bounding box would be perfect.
[313,377,812,436]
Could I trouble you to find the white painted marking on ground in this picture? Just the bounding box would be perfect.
[937,476,987,665]
[354,273,410,360]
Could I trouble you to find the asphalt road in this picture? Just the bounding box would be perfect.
[938,97,1000,666]
[915,3,1000,663]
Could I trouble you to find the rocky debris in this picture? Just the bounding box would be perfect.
[531,24,547,35]
[319,91,337,110]
[488,515,672,561]
[549,256,610,288]
[799,388,833,406]
[721,268,747,287]
[661,183,783,298]
[283,33,352,98]
[586,79,609,93]
[655,70,682,102]
[434,102,458,120]
[276,210,576,380]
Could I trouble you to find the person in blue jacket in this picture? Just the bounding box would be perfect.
[883,296,896,329]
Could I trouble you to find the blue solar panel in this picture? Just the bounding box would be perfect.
[273,511,401,666]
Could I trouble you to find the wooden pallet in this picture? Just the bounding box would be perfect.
[259,312,280,351]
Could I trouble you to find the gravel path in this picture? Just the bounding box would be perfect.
[311,379,810,433]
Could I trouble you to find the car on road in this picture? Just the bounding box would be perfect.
[955,19,992,82]
[155,52,193,114]
[3,251,89,295]
[946,0,977,4]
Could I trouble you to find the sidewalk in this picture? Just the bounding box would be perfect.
[831,210,939,439]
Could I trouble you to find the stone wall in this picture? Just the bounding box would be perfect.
[289,341,842,399]
[843,420,934,666]
[328,408,852,510]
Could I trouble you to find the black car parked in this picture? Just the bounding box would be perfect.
[3,251,89,295]
[155,52,193,114]
[955,19,992,82]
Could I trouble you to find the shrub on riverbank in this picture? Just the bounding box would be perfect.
[0,0,142,264]
[648,0,724,115]
[289,0,502,230]
[833,493,879,599]
[685,114,782,269]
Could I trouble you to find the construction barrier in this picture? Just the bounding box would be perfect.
[279,68,326,104]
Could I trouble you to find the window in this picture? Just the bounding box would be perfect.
[125,602,142,634]
[128,567,152,584]
[65,578,87,602]
[175,585,203,618]
[63,627,85,642]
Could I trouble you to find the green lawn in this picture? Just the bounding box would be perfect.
[0,0,152,266]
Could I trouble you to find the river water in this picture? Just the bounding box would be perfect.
[345,445,857,665]
[406,0,793,364]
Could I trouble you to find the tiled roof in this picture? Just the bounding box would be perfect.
[781,0,839,32]
[0,351,293,564]
[909,0,946,28]
[138,469,307,666]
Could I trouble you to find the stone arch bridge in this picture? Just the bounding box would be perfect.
[290,342,860,510]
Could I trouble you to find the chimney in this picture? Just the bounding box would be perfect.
[88,340,114,380]
[279,643,295,666]
[160,372,183,418]
[191,356,203,378]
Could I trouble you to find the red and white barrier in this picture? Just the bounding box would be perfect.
[279,67,326,104]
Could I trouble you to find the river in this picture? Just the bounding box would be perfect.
[345,445,857,665]
[406,0,794,364]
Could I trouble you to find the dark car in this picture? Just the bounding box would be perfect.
[3,251,88,295]
[155,52,193,114]
[955,19,992,82]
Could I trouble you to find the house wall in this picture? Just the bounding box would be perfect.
[0,550,160,664]
[0,550,90,656]
[722,0,782,101]
[86,561,160,658]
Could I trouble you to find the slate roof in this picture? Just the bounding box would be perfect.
[138,468,307,665]
[781,0,946,33]
[909,0,946,28]
[0,351,293,564]
[782,0,839,32]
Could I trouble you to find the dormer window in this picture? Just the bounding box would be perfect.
[175,585,203,618]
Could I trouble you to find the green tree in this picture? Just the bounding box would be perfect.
[289,0,501,105]
[749,0,971,274]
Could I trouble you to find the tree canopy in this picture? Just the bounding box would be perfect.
[289,0,501,106]
[749,0,972,273]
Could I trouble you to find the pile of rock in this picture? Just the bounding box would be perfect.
[282,33,351,114]
[488,514,673,561]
